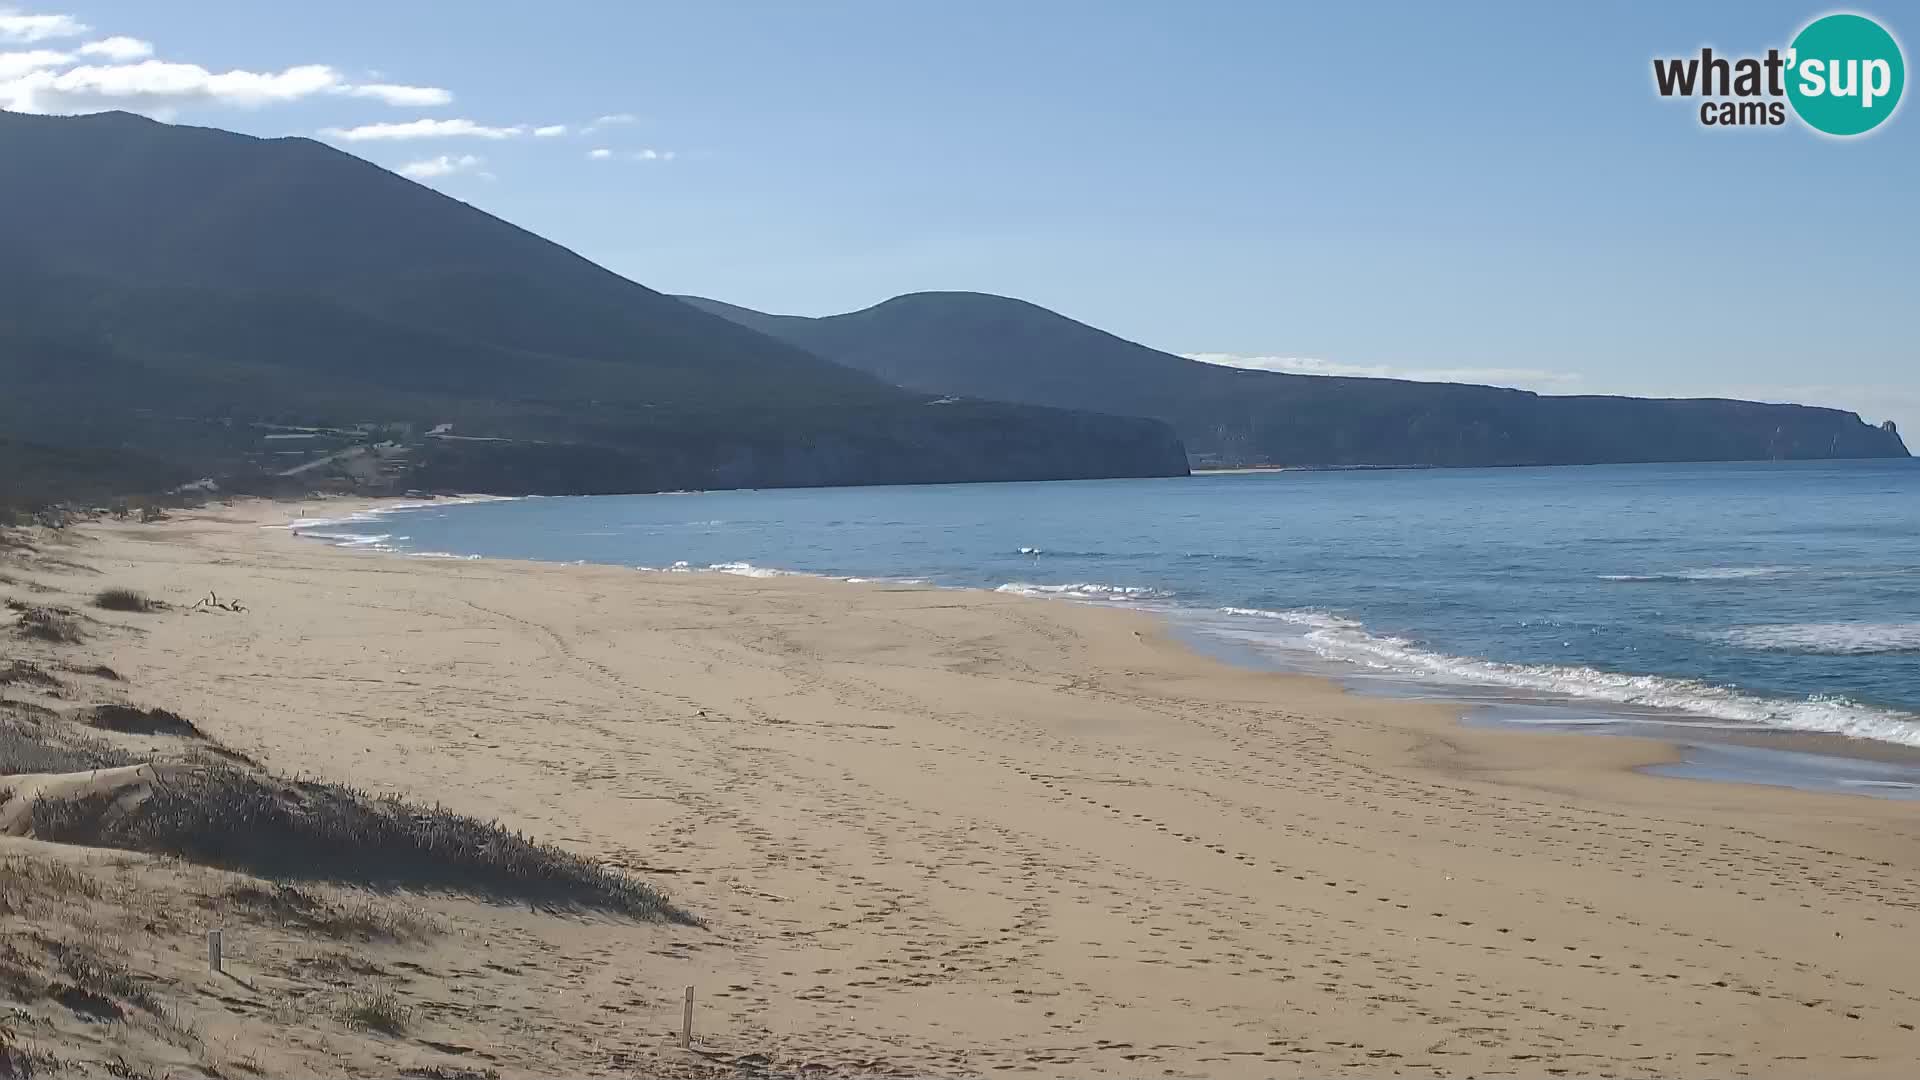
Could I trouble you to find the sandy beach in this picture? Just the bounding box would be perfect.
[4,498,1918,1078]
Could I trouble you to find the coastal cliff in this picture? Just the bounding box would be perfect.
[683,292,1912,468]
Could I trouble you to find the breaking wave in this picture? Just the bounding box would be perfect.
[1206,607,1920,747]
[706,561,803,578]
[995,582,1176,601]
[1598,566,1795,583]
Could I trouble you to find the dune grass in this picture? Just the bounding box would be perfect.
[338,982,412,1035]
[84,705,202,738]
[11,606,83,644]
[3,689,694,923]
[30,766,696,923]
[0,1028,63,1078]
[220,882,438,943]
[0,660,62,689]
[0,856,103,916]
[92,587,156,613]
[0,719,137,774]
[48,936,161,1016]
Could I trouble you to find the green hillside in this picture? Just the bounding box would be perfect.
[0,112,1187,507]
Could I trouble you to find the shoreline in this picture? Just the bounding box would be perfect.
[303,492,1920,798]
[13,495,1918,1076]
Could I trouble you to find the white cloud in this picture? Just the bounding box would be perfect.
[1,59,345,113]
[0,46,66,78]
[0,10,87,43]
[76,35,151,61]
[338,82,452,107]
[319,117,525,141]
[581,111,635,133]
[587,147,676,162]
[533,123,567,137]
[399,153,482,179]
[1185,352,1586,391]
[0,18,453,116]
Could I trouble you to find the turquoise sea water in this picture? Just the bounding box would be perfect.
[296,460,1920,761]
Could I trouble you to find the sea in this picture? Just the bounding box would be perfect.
[291,459,1920,799]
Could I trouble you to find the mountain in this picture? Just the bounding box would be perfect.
[681,292,1911,468]
[0,111,1187,506]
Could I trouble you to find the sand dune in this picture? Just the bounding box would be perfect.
[6,499,1919,1077]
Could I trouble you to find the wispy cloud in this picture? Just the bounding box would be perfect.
[319,117,526,141]
[0,11,453,116]
[2,60,346,113]
[3,10,666,184]
[0,9,87,44]
[581,111,635,133]
[76,34,149,60]
[399,153,483,179]
[1184,352,1586,391]
[339,82,451,107]
[587,146,676,162]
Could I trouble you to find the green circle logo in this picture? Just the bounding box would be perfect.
[1787,13,1905,136]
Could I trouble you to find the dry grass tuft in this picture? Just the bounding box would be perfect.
[92,588,158,613]
[0,661,61,690]
[0,1024,65,1078]
[0,856,103,916]
[219,882,438,942]
[46,935,161,1016]
[1,718,137,776]
[1,719,138,775]
[84,704,202,738]
[0,938,44,1003]
[338,982,412,1035]
[10,606,83,644]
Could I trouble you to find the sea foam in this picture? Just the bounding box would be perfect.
[1597,566,1795,583]
[1208,606,1920,747]
[995,582,1175,601]
[1718,622,1920,656]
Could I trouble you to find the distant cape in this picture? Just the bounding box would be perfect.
[681,292,1910,468]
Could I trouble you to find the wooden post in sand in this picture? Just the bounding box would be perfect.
[682,985,694,1049]
[207,929,223,975]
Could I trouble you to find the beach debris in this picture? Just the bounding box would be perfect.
[188,591,246,613]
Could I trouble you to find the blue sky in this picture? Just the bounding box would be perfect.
[4,2,1916,435]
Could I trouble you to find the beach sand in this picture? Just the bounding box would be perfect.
[5,498,1918,1077]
